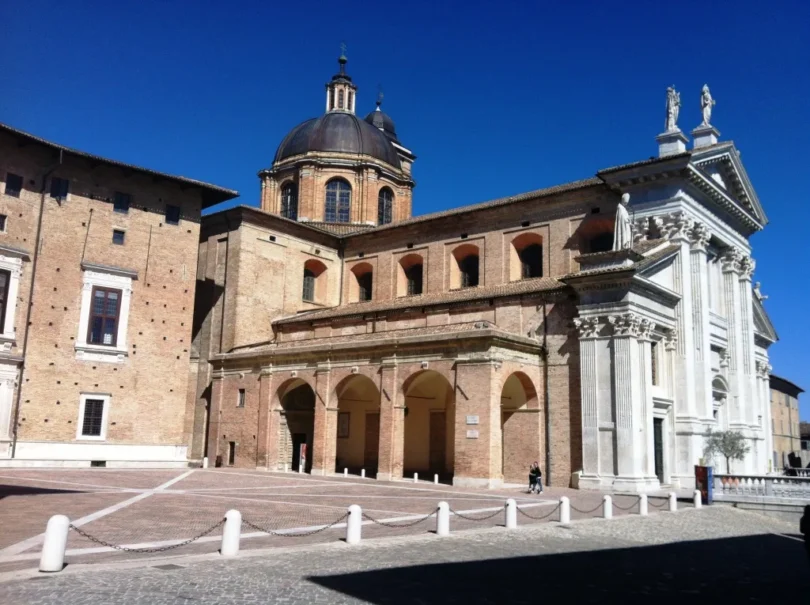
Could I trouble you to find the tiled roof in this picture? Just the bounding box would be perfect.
[0,122,238,208]
[275,276,566,326]
[597,152,691,175]
[304,221,376,236]
[561,241,678,280]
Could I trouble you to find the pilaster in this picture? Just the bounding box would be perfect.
[256,368,276,469]
[311,364,337,475]
[206,371,225,465]
[574,317,600,478]
[377,360,404,481]
[689,223,712,420]
[721,247,745,429]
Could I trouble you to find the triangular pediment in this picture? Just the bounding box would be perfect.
[752,292,778,344]
[691,144,768,226]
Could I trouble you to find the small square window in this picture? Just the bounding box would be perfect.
[237,389,246,408]
[112,230,125,245]
[50,177,69,201]
[5,173,22,198]
[0,214,6,233]
[81,398,106,437]
[114,192,131,213]
[165,204,181,225]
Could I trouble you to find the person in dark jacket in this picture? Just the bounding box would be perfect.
[528,462,543,494]
[801,505,810,564]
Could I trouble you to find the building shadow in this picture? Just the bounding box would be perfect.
[0,485,88,499]
[308,533,809,604]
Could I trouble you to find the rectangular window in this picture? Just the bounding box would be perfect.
[228,441,236,466]
[302,271,315,302]
[50,177,69,201]
[0,270,9,334]
[5,173,22,198]
[81,398,106,437]
[0,214,6,232]
[114,192,131,213]
[112,229,125,245]
[88,287,121,346]
[165,204,181,225]
[237,389,246,408]
[357,273,372,302]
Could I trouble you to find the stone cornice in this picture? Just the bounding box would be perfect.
[685,166,762,233]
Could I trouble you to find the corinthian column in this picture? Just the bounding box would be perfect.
[574,317,601,479]
[689,223,712,420]
[721,248,745,428]
[738,256,757,429]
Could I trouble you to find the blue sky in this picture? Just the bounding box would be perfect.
[1,1,808,418]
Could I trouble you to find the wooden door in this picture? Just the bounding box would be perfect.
[364,413,380,472]
[429,411,446,473]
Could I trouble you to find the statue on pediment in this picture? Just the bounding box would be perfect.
[612,194,633,251]
[700,84,716,126]
[665,86,681,132]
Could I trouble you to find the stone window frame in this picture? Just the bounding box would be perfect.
[75,264,135,364]
[237,388,246,408]
[0,251,24,351]
[377,187,394,225]
[509,231,545,282]
[3,173,23,198]
[280,181,298,220]
[76,392,111,441]
[396,253,424,297]
[325,178,352,223]
[302,258,328,304]
[112,229,126,245]
[349,261,374,303]
[449,242,482,290]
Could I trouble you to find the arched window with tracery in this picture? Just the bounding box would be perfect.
[325,179,351,223]
[378,187,393,225]
[281,182,298,220]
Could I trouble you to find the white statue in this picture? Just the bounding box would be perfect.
[754,282,768,301]
[700,84,716,126]
[665,86,681,131]
[612,193,633,251]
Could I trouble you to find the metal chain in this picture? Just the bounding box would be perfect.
[362,509,436,528]
[569,502,605,515]
[649,498,670,509]
[242,513,349,537]
[450,506,504,522]
[612,497,640,511]
[69,520,224,554]
[516,503,561,521]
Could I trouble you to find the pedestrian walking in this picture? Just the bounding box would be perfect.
[528,462,543,494]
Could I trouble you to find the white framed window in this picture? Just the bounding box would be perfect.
[76,393,111,440]
[0,248,25,352]
[75,263,136,363]
[237,389,246,408]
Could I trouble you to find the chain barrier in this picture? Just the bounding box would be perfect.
[612,497,640,512]
[648,498,670,509]
[242,512,349,537]
[361,509,437,529]
[516,502,561,521]
[569,502,604,515]
[449,506,505,522]
[69,519,225,554]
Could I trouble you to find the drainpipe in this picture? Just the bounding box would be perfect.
[542,302,551,487]
[11,150,63,458]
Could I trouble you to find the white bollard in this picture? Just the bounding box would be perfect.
[602,495,613,520]
[361,468,366,479]
[639,494,648,516]
[505,498,517,529]
[284,463,289,473]
[346,504,362,544]
[668,492,677,512]
[298,462,303,474]
[414,472,419,483]
[559,496,570,524]
[220,509,242,557]
[434,474,439,485]
[39,515,70,573]
[693,489,702,509]
[436,501,450,537]
[344,468,348,477]
[202,456,209,469]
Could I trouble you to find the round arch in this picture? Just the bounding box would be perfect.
[274,378,316,472]
[333,374,381,475]
[325,177,352,223]
[402,370,456,479]
[500,371,541,483]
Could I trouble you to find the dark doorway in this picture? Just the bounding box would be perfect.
[429,411,446,473]
[291,433,311,473]
[653,418,664,483]
[364,413,380,472]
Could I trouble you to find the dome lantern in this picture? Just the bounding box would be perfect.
[325,43,357,115]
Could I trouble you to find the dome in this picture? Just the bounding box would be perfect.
[364,108,399,143]
[274,112,401,168]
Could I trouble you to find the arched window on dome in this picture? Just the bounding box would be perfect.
[281,182,298,220]
[377,187,394,225]
[338,89,345,110]
[325,179,351,223]
[329,88,335,111]
[348,91,354,112]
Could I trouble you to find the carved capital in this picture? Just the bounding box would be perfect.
[573,317,600,339]
[738,256,755,281]
[634,216,664,243]
[637,318,656,341]
[661,212,693,243]
[720,247,742,273]
[688,222,710,252]
[608,312,641,337]
[663,328,678,351]
[719,348,730,368]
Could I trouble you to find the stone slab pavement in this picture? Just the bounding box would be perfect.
[0,506,806,604]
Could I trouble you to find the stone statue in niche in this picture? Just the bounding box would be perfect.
[612,193,632,251]
[700,84,716,126]
[665,86,681,132]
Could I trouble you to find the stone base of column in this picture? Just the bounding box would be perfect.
[376,472,401,482]
[310,467,329,476]
[577,474,610,490]
[453,476,501,489]
[612,476,661,493]
[671,474,696,491]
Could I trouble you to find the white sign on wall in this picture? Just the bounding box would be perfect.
[466,430,479,439]
[466,415,479,425]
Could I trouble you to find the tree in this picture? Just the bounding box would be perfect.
[703,430,751,474]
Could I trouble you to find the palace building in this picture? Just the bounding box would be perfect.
[1,53,781,491]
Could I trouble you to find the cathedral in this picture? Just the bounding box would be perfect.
[191,53,776,491]
[0,52,778,492]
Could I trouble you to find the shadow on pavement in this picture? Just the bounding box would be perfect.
[309,534,809,604]
[0,485,88,499]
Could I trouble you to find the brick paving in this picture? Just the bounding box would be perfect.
[0,468,682,572]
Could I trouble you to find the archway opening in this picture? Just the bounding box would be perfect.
[335,374,381,477]
[403,370,455,481]
[500,372,540,483]
[278,380,315,473]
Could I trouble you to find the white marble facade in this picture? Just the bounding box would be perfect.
[571,127,775,492]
